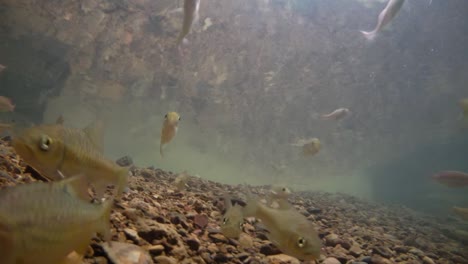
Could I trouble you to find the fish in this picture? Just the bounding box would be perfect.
[11,121,128,200]
[175,0,200,46]
[432,171,468,188]
[0,64,5,73]
[0,175,113,264]
[242,191,322,260]
[452,207,468,221]
[291,138,321,157]
[320,108,350,120]
[220,195,244,239]
[267,185,292,209]
[160,112,181,157]
[56,115,65,125]
[360,0,405,41]
[0,96,15,112]
[459,98,468,119]
[173,171,190,191]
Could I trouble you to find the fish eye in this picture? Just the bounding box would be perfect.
[39,135,52,151]
[282,187,286,192]
[297,237,307,248]
[222,217,228,225]
[164,114,168,119]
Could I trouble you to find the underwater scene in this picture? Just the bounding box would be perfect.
[0,0,467,263]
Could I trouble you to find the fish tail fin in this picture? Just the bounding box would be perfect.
[99,199,114,246]
[61,174,90,201]
[160,143,165,158]
[360,30,377,41]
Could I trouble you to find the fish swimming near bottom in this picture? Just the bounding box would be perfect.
[452,207,468,221]
[432,171,468,188]
[266,185,292,209]
[160,112,181,157]
[0,96,15,112]
[0,175,113,264]
[173,171,190,191]
[360,0,405,41]
[12,121,128,200]
[220,195,244,239]
[242,190,322,260]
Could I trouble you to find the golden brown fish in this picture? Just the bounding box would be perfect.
[459,98,468,119]
[173,171,190,191]
[160,112,181,157]
[0,96,15,112]
[220,195,244,239]
[11,121,128,200]
[0,175,112,264]
[291,138,321,157]
[242,191,322,260]
[432,171,468,188]
[267,185,292,209]
[360,0,405,41]
[452,206,468,221]
[175,0,200,46]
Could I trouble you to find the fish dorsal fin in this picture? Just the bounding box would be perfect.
[83,120,105,153]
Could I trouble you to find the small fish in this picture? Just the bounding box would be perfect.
[56,115,65,125]
[242,191,322,260]
[0,175,112,264]
[220,195,244,239]
[0,96,15,112]
[160,112,181,157]
[320,108,350,121]
[291,138,321,157]
[175,0,200,46]
[0,64,5,73]
[173,171,190,191]
[360,0,405,41]
[432,171,468,188]
[267,185,292,209]
[452,206,468,221]
[12,121,128,200]
[459,98,468,119]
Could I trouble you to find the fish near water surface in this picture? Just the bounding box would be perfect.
[360,0,405,41]
[432,171,468,188]
[176,0,200,46]
[220,195,244,239]
[242,191,322,260]
[160,112,181,157]
[11,121,128,200]
[0,175,112,264]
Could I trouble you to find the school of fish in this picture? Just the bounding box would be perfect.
[0,0,465,262]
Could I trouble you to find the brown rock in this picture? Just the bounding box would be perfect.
[193,214,209,229]
[154,256,177,264]
[102,241,153,264]
[322,257,341,264]
[266,254,300,264]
